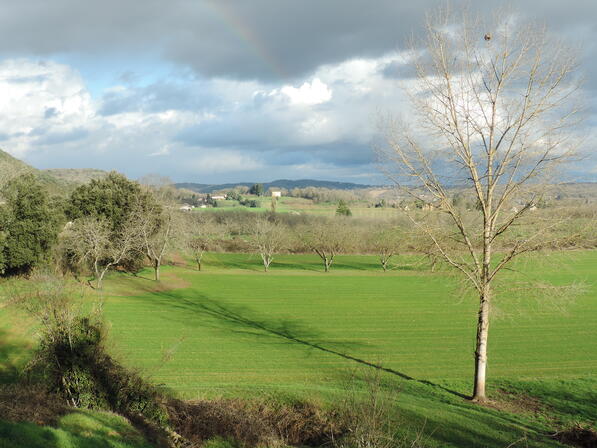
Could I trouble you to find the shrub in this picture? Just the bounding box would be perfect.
[0,174,62,275]
[10,272,168,426]
[167,397,343,447]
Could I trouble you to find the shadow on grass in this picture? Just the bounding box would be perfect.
[0,410,149,448]
[138,289,468,400]
[0,330,30,385]
[494,378,597,424]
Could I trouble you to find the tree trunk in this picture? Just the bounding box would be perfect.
[472,288,490,402]
[154,260,160,281]
[97,269,107,290]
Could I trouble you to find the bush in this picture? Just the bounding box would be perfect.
[0,174,62,275]
[28,316,169,425]
[10,272,168,426]
[167,397,343,447]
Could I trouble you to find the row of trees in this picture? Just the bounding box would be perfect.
[0,171,414,284]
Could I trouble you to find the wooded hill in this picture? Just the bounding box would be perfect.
[0,149,108,195]
[175,179,375,193]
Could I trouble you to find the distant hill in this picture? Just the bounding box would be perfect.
[0,148,68,194]
[175,179,375,194]
[0,149,108,196]
[43,168,109,185]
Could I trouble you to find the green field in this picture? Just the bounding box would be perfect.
[0,410,152,448]
[96,251,596,447]
[2,251,596,447]
[205,196,405,218]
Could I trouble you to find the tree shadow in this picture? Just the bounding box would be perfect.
[138,289,468,399]
[0,329,31,385]
[0,410,149,448]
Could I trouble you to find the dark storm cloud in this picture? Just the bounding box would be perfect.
[0,0,594,82]
[1,0,595,183]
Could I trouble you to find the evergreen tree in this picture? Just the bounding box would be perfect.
[0,174,61,275]
[336,200,352,217]
[249,183,264,196]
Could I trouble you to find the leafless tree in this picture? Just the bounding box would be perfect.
[302,219,353,272]
[369,226,402,272]
[378,8,581,401]
[66,216,141,289]
[184,214,224,271]
[250,217,287,272]
[132,196,182,281]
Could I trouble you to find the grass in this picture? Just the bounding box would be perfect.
[1,251,595,447]
[96,251,596,447]
[199,196,405,217]
[0,410,153,448]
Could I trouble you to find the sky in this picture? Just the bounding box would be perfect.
[0,0,595,184]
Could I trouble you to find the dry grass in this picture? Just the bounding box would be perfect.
[0,384,67,425]
[167,397,343,447]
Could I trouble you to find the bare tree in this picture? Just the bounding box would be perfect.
[303,219,352,272]
[66,216,141,289]
[369,225,402,272]
[378,8,581,401]
[184,214,224,271]
[133,197,181,281]
[250,217,287,272]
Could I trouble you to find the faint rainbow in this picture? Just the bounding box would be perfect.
[205,1,287,79]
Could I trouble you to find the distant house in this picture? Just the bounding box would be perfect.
[179,205,193,212]
[271,191,282,198]
[211,195,227,200]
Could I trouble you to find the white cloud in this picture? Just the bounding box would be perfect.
[281,78,332,105]
[0,59,94,156]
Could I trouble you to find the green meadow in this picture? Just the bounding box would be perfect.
[98,251,596,447]
[1,251,595,447]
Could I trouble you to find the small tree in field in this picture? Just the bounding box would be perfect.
[336,200,352,217]
[250,217,287,272]
[249,183,264,196]
[66,216,141,289]
[303,219,352,272]
[378,8,581,401]
[132,192,182,282]
[185,214,224,271]
[370,226,401,272]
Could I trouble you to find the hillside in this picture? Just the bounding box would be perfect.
[0,149,34,186]
[43,168,109,184]
[176,178,375,193]
[0,148,70,195]
[0,149,111,196]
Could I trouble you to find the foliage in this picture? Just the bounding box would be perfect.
[226,190,243,201]
[8,272,169,426]
[67,172,144,231]
[239,198,258,208]
[336,200,352,217]
[0,174,62,275]
[249,183,264,197]
[65,172,157,275]
[290,187,359,204]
